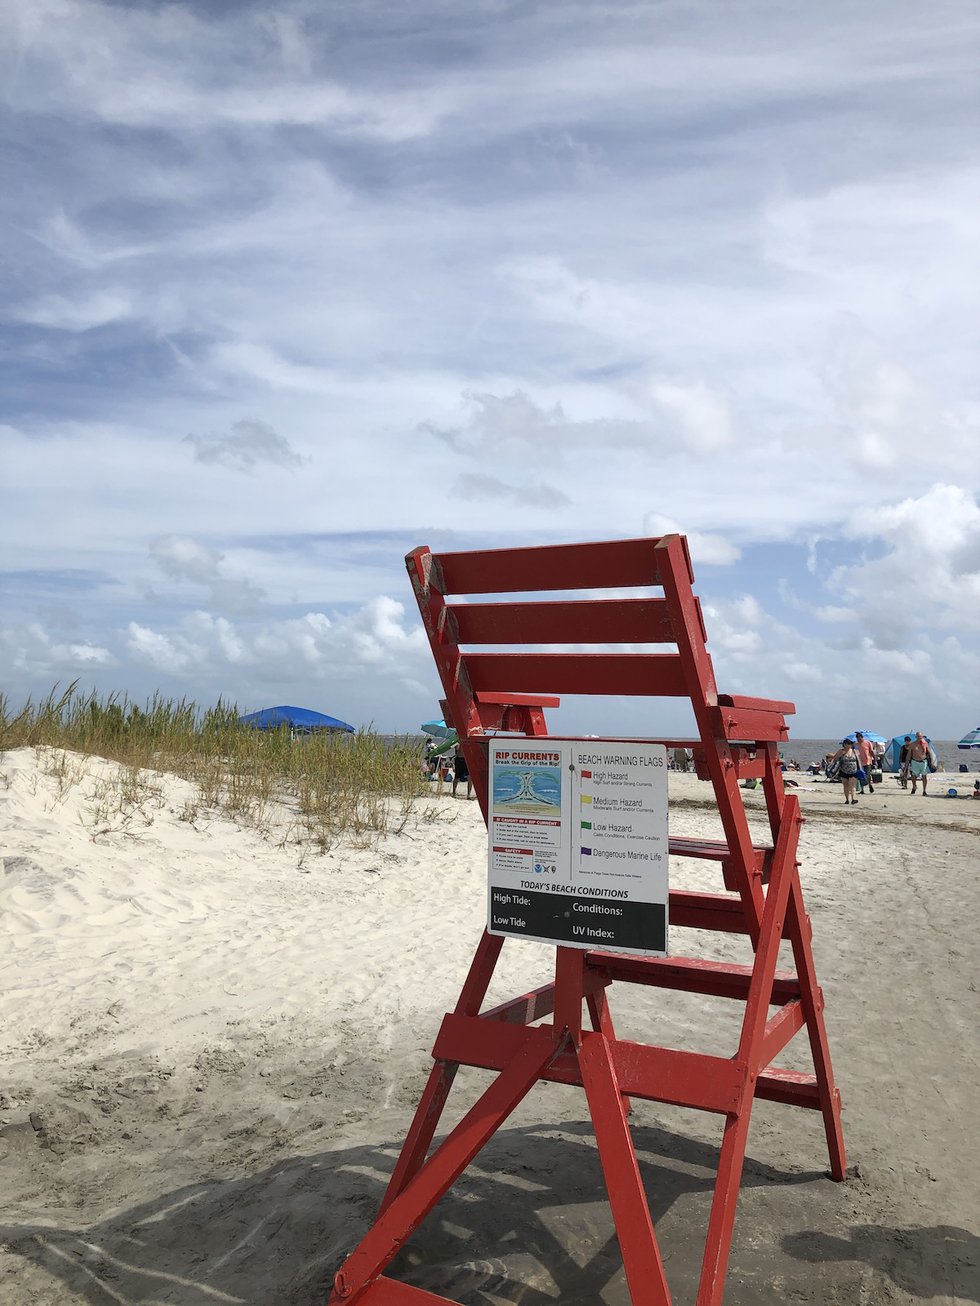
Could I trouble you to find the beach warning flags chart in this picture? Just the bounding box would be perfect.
[487,739,669,956]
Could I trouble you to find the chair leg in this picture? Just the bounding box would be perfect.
[786,882,847,1179]
[696,1107,754,1306]
[331,1028,557,1303]
[579,1033,671,1306]
[379,1059,458,1215]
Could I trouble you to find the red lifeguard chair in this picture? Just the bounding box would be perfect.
[329,534,846,1305]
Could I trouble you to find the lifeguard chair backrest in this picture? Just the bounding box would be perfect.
[407,533,721,748]
[408,533,793,791]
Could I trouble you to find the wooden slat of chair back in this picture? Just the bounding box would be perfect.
[423,536,704,703]
[464,651,690,698]
[448,597,677,645]
[431,535,694,596]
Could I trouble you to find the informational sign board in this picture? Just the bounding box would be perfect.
[487,740,668,956]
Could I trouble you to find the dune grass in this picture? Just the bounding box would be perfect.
[0,683,433,851]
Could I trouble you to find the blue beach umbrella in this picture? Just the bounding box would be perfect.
[421,719,455,739]
[239,706,355,733]
[844,730,886,744]
[958,727,980,749]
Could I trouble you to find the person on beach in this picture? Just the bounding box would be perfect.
[898,735,913,789]
[854,732,875,794]
[830,739,860,804]
[908,731,932,796]
[451,742,473,799]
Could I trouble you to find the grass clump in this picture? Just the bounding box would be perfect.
[0,683,429,852]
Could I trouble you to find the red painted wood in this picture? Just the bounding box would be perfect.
[758,999,806,1067]
[755,1066,822,1109]
[588,953,801,1004]
[379,1060,458,1216]
[695,799,804,1303]
[668,836,770,870]
[450,597,679,645]
[667,889,751,934]
[785,876,848,1177]
[454,931,504,1016]
[332,533,847,1306]
[465,651,689,697]
[579,1034,671,1305]
[718,692,796,714]
[431,537,670,595]
[331,1028,556,1301]
[709,704,792,742]
[431,1014,742,1115]
[698,1107,754,1306]
[554,946,586,1044]
[473,690,561,707]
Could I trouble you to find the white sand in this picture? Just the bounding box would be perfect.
[1,747,977,1304]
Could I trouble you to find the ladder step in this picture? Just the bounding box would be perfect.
[670,839,774,892]
[668,890,752,934]
[755,1066,821,1109]
[585,953,800,1003]
[669,836,771,872]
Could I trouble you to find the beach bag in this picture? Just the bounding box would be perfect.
[927,750,938,773]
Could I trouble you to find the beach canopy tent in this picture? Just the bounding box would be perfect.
[884,731,932,771]
[958,727,980,749]
[239,706,355,734]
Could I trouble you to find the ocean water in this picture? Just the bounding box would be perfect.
[407,735,978,773]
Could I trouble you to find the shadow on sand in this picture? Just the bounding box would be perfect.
[2,1115,912,1305]
[784,1224,980,1302]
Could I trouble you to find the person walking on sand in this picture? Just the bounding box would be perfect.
[831,738,860,805]
[854,732,875,794]
[898,735,913,789]
[908,731,932,796]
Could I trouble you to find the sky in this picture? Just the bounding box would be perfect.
[2,0,979,741]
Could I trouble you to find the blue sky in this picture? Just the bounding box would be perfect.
[2,1,978,739]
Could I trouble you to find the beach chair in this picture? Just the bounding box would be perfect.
[329,534,846,1306]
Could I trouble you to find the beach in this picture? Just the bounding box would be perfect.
[1,746,978,1304]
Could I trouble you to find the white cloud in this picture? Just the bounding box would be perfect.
[4,0,449,140]
[814,605,854,623]
[126,622,201,674]
[18,287,133,331]
[150,536,265,614]
[643,379,735,454]
[830,485,980,643]
[1,1,978,735]
[121,597,431,720]
[0,620,114,675]
[643,514,741,566]
[184,418,305,472]
[454,472,570,509]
